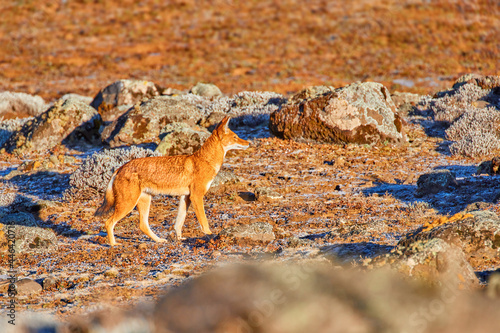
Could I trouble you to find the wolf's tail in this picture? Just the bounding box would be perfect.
[94,172,117,217]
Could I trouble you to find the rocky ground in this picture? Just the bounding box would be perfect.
[1,75,500,332]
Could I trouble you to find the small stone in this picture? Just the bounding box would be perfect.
[334,157,346,167]
[43,276,58,290]
[138,243,148,250]
[104,267,119,277]
[219,222,275,242]
[49,155,60,166]
[190,82,222,97]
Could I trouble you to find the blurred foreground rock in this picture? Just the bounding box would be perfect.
[5,263,500,333]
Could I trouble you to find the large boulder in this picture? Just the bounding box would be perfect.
[91,80,162,122]
[102,96,204,148]
[270,82,406,145]
[2,98,102,155]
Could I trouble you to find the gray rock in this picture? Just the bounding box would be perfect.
[102,96,204,148]
[254,187,283,201]
[210,170,240,188]
[219,222,275,242]
[15,278,43,295]
[321,242,393,265]
[416,169,457,197]
[270,82,406,145]
[2,98,102,155]
[91,79,162,121]
[155,122,210,156]
[61,93,93,105]
[190,82,222,98]
[0,91,48,118]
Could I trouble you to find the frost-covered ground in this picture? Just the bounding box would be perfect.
[1,114,500,321]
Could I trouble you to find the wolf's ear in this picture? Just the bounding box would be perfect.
[216,116,230,133]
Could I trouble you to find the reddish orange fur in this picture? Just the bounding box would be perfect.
[95,116,249,246]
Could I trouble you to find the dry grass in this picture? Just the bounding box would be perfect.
[0,0,498,100]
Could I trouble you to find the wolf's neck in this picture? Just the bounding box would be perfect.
[193,133,225,167]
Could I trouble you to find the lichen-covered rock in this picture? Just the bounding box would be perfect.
[189,82,222,97]
[91,79,162,121]
[102,96,204,148]
[2,98,102,155]
[65,146,161,201]
[416,169,457,197]
[0,91,48,119]
[288,85,335,103]
[205,91,286,128]
[155,122,210,156]
[270,82,406,145]
[219,222,275,242]
[0,117,31,148]
[388,238,479,290]
[398,210,500,267]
